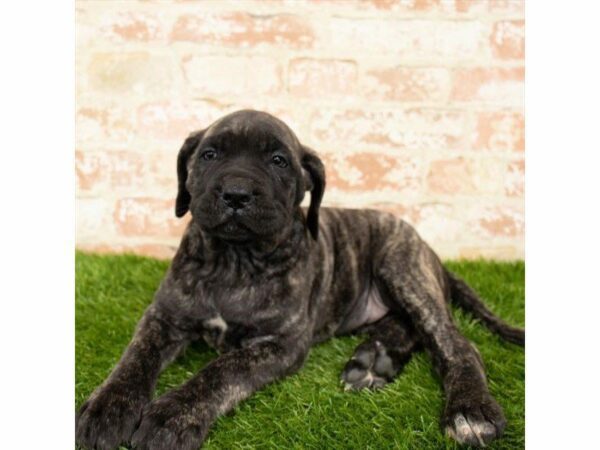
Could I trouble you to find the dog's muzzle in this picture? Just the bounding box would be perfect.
[217,175,261,211]
[221,185,254,211]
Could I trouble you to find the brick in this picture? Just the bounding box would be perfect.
[103,12,164,42]
[114,198,189,238]
[182,55,282,97]
[451,67,524,103]
[407,202,467,244]
[472,111,524,151]
[405,203,525,257]
[76,105,135,146]
[311,108,466,150]
[327,18,485,59]
[76,151,143,193]
[411,0,443,11]
[310,0,454,13]
[288,58,358,98]
[491,20,525,60]
[474,205,524,238]
[505,158,524,197]
[75,5,93,40]
[488,0,525,14]
[363,0,406,9]
[454,0,488,13]
[358,0,444,12]
[87,52,177,96]
[171,12,314,48]
[137,100,228,141]
[75,151,176,195]
[406,202,524,247]
[364,67,451,102]
[427,156,505,195]
[147,154,179,196]
[322,152,422,194]
[407,202,520,247]
[426,157,476,194]
[76,198,115,241]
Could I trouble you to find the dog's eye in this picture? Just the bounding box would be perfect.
[271,155,288,168]
[201,149,217,161]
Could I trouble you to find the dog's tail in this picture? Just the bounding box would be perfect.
[446,270,525,346]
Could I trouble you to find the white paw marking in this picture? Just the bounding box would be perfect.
[205,315,227,332]
[446,413,492,447]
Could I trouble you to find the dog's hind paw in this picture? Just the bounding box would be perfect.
[340,340,396,391]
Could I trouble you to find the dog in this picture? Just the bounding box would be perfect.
[76,109,524,450]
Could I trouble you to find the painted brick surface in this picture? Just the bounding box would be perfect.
[76,0,525,260]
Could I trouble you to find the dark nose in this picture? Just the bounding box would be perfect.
[222,187,253,210]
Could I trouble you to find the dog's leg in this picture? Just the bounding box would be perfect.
[131,336,310,450]
[76,306,190,450]
[376,245,506,447]
[341,314,420,390]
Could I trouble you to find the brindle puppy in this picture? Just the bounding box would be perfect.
[76,110,524,450]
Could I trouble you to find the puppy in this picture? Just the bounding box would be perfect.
[76,109,524,449]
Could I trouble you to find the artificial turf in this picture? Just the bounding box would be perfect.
[75,252,525,449]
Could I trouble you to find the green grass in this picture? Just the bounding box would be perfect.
[76,252,524,449]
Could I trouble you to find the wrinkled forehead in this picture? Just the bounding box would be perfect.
[203,111,299,151]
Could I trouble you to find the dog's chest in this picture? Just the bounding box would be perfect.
[201,313,277,353]
[198,284,280,353]
[201,314,234,352]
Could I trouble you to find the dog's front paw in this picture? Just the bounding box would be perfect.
[76,382,148,450]
[131,393,209,450]
[442,394,506,447]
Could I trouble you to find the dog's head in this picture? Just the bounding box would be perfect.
[175,110,325,244]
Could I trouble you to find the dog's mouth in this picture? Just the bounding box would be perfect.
[195,197,287,244]
[208,214,257,243]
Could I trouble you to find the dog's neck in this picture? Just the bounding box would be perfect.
[180,209,310,278]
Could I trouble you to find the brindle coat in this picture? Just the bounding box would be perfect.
[76,110,524,450]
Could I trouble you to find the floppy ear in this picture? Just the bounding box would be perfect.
[301,146,326,240]
[175,131,203,218]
